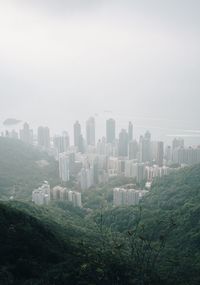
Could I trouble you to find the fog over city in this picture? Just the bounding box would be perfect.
[0,0,200,143]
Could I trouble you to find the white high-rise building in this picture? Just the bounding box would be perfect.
[20,122,33,145]
[59,153,70,182]
[52,186,67,200]
[113,188,141,206]
[53,132,70,156]
[68,191,82,207]
[79,167,94,190]
[86,117,95,146]
[37,126,50,149]
[32,181,50,205]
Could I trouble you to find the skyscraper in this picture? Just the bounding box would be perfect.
[118,129,128,157]
[53,132,70,154]
[128,121,133,142]
[59,153,70,182]
[74,121,81,147]
[139,131,151,163]
[155,141,164,167]
[20,123,33,144]
[20,122,33,145]
[73,121,85,152]
[128,140,139,160]
[106,118,116,143]
[86,117,95,146]
[37,126,50,149]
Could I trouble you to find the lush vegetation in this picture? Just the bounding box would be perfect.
[0,138,59,200]
[0,138,200,284]
[82,176,136,209]
[0,201,135,285]
[93,164,200,285]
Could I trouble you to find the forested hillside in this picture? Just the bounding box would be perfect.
[0,138,59,199]
[0,201,134,285]
[94,164,200,285]
[0,138,200,284]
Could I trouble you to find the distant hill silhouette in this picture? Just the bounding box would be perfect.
[3,118,21,126]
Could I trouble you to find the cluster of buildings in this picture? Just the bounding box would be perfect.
[3,118,200,192]
[32,182,82,207]
[165,138,200,166]
[113,186,148,206]
[32,181,51,206]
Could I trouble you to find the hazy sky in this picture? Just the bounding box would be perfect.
[0,0,200,141]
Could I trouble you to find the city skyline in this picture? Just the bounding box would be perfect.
[1,115,200,147]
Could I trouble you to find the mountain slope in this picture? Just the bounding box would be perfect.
[0,202,73,285]
[93,164,200,285]
[0,138,59,199]
[0,201,134,285]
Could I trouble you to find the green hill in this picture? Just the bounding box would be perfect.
[93,164,200,285]
[0,138,59,200]
[0,201,133,285]
[1,137,200,284]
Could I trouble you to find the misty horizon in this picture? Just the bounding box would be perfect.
[0,0,200,145]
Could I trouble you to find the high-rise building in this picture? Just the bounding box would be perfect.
[128,140,139,160]
[106,118,116,143]
[37,126,50,149]
[52,186,67,200]
[151,141,164,166]
[59,153,70,182]
[156,141,164,166]
[68,191,82,207]
[128,121,133,142]
[53,132,70,154]
[79,166,94,191]
[118,129,128,157]
[131,163,145,183]
[139,131,151,163]
[52,186,82,207]
[172,138,184,150]
[20,122,33,145]
[74,121,81,147]
[32,181,50,205]
[86,117,95,146]
[172,146,200,166]
[165,145,172,162]
[113,188,145,206]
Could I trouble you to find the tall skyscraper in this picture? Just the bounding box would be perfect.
[118,129,128,157]
[59,153,70,182]
[20,122,33,145]
[86,117,95,146]
[74,121,81,147]
[37,126,50,149]
[73,121,85,152]
[53,132,70,154]
[106,118,116,143]
[139,131,151,163]
[128,121,133,142]
[128,140,139,160]
[165,145,172,162]
[155,141,164,167]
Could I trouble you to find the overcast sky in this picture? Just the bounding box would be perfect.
[0,0,200,141]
